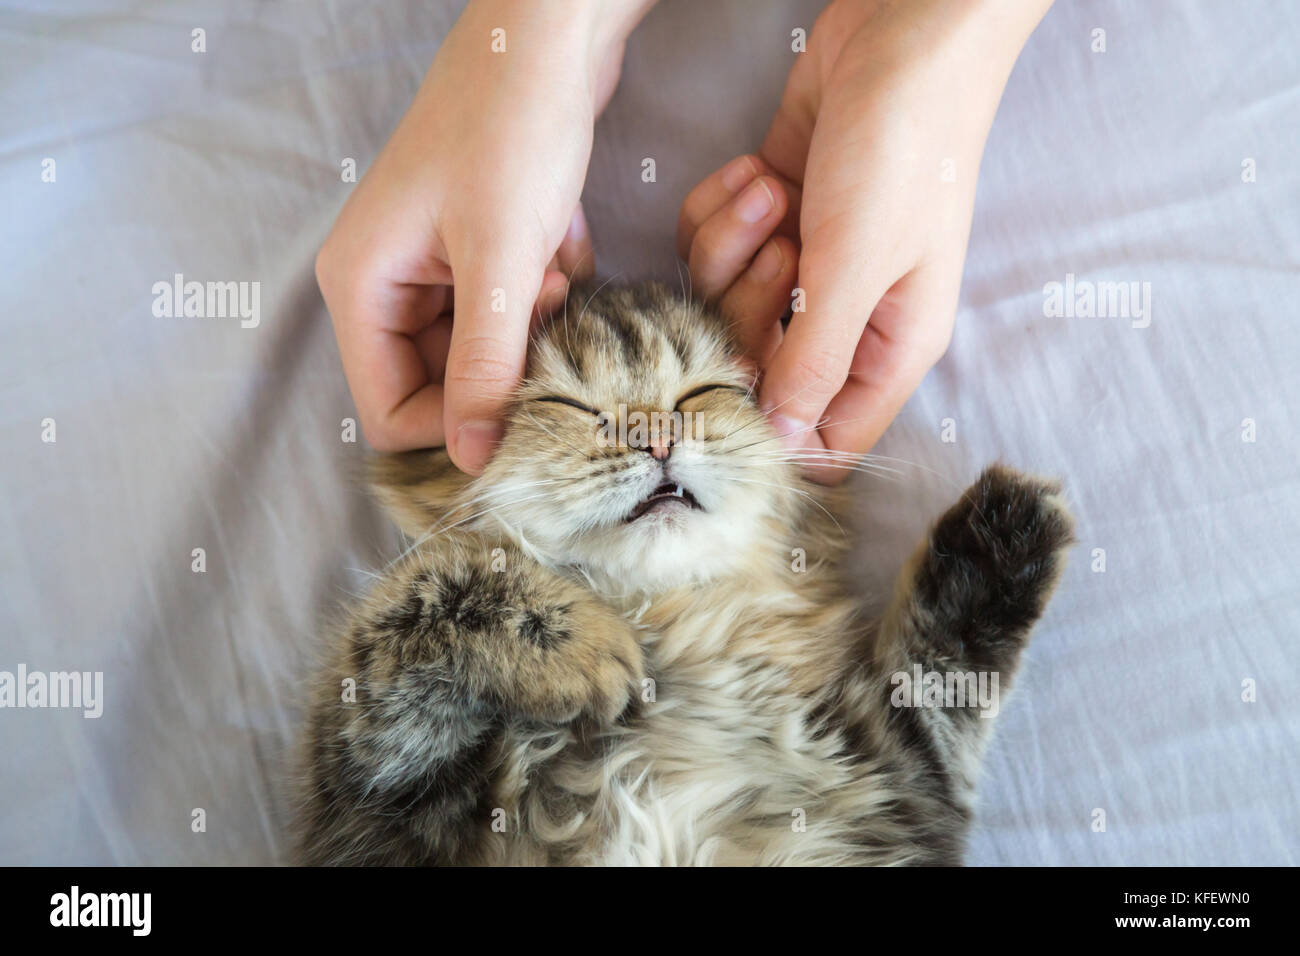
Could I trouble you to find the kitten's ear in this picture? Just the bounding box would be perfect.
[368,449,468,539]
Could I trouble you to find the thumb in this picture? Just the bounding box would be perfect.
[442,245,542,474]
[759,227,891,448]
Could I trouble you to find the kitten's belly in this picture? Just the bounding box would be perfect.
[517,641,884,866]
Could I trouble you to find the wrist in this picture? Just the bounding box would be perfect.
[888,0,1051,120]
[571,0,659,57]
[457,0,655,111]
[463,0,655,62]
[946,0,1054,72]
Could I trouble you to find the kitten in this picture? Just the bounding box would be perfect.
[295,281,1073,865]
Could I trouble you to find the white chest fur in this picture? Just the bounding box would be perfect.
[508,592,896,866]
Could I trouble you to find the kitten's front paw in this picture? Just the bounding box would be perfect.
[582,626,645,725]
[919,465,1075,658]
[509,601,645,726]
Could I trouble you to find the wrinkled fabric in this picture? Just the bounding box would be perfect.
[1,0,1296,865]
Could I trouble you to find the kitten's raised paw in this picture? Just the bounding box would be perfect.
[507,600,645,726]
[915,464,1075,664]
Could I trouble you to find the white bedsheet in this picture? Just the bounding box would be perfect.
[2,0,1297,865]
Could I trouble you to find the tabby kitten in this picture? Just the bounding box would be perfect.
[296,281,1073,866]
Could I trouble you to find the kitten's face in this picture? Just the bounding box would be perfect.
[477,283,799,593]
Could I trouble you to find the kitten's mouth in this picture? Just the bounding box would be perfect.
[626,482,702,522]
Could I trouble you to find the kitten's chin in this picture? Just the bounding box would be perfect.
[567,509,767,596]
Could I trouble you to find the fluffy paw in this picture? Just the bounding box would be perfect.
[507,600,645,726]
[917,465,1075,663]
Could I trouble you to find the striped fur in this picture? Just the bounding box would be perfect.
[295,282,1073,865]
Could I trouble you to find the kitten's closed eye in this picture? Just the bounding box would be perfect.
[533,385,748,418]
[533,396,603,417]
[673,384,749,407]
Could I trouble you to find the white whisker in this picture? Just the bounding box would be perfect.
[714,473,845,535]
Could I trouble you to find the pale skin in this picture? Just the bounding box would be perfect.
[317,0,1053,481]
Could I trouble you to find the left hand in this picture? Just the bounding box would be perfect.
[678,0,1053,481]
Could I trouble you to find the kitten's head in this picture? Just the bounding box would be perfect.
[381,282,807,595]
[479,281,803,592]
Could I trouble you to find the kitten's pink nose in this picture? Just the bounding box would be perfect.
[648,436,672,461]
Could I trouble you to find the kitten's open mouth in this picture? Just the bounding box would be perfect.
[626,482,703,522]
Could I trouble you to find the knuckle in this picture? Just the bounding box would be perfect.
[360,415,402,452]
[314,239,373,310]
[913,325,954,368]
[785,351,846,402]
[313,243,338,294]
[445,340,520,394]
[928,325,955,362]
[691,210,729,252]
[678,200,710,247]
[689,226,743,293]
[680,182,708,221]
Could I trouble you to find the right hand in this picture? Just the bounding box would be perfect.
[679,0,1051,482]
[316,0,652,473]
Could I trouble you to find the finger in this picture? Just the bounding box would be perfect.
[819,353,926,470]
[411,310,455,384]
[758,229,897,450]
[328,281,452,451]
[798,341,928,486]
[804,269,957,484]
[678,156,803,264]
[555,203,595,280]
[442,248,541,474]
[676,155,763,261]
[338,322,447,451]
[842,257,961,379]
[758,59,819,185]
[534,269,571,321]
[717,236,798,365]
[688,175,789,300]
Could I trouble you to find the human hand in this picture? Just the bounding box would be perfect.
[679,0,1052,481]
[317,0,655,472]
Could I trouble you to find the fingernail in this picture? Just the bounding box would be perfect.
[720,155,759,192]
[735,178,775,224]
[455,420,504,472]
[537,278,567,317]
[566,205,588,242]
[749,240,785,282]
[766,411,810,451]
